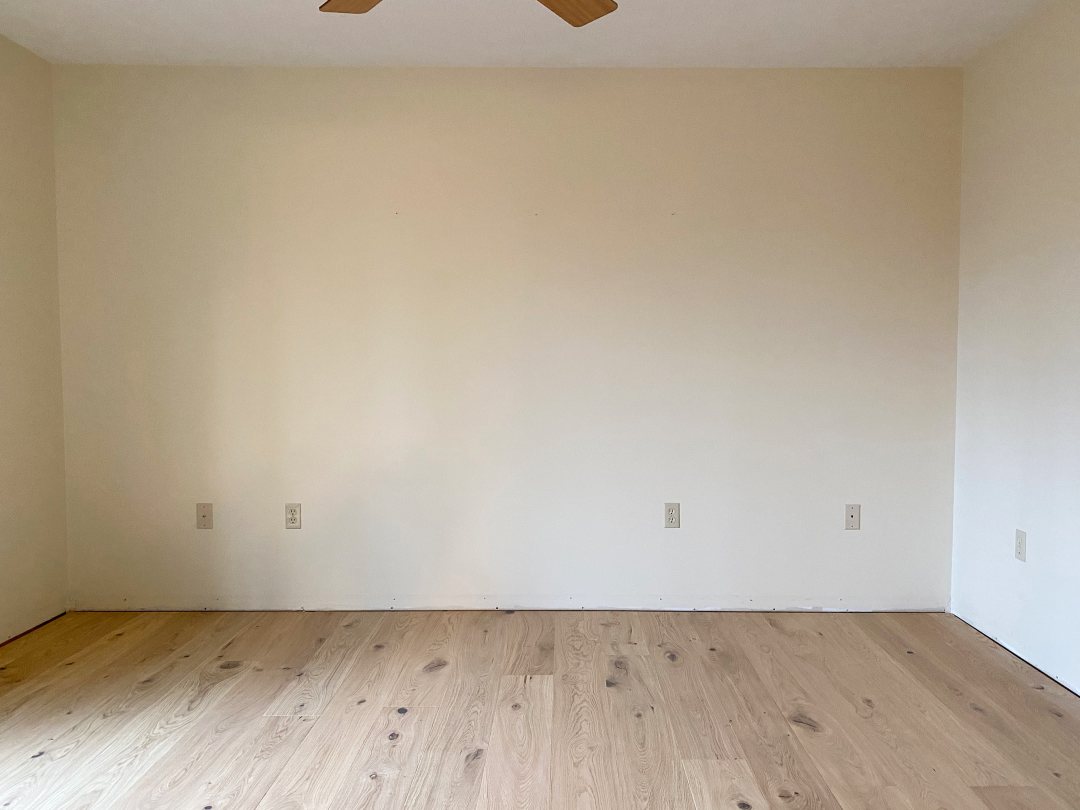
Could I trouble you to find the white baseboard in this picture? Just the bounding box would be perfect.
[71,593,949,613]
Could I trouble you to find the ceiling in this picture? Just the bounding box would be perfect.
[0,0,1042,68]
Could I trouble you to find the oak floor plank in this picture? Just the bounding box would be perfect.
[500,611,556,676]
[0,612,242,794]
[880,614,1080,762]
[635,612,745,761]
[725,612,977,809]
[972,785,1067,809]
[856,613,1080,808]
[383,611,461,709]
[62,613,341,809]
[255,696,389,808]
[595,610,653,658]
[107,613,353,809]
[477,674,554,809]
[682,757,772,810]
[551,612,607,810]
[0,610,1077,810]
[724,612,902,809]
[0,613,136,691]
[552,612,693,810]
[599,650,686,809]
[31,614,264,809]
[255,612,465,809]
[261,705,441,809]
[0,613,182,728]
[397,611,504,810]
[759,614,1040,805]
[687,614,844,809]
[264,611,381,717]
[786,615,1034,785]
[931,615,1079,708]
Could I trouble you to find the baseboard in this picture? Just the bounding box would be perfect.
[70,589,950,613]
[70,594,949,613]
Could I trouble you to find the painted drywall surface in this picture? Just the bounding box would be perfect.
[0,36,68,641]
[954,0,1080,693]
[53,67,962,611]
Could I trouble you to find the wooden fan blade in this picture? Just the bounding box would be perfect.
[319,0,384,13]
[535,0,618,27]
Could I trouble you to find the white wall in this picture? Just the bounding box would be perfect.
[53,67,962,612]
[0,35,68,642]
[954,0,1080,693]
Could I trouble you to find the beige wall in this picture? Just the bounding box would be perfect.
[0,36,67,641]
[954,0,1080,693]
[53,67,962,611]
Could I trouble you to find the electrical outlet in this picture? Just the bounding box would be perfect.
[1015,529,1027,562]
[665,503,681,529]
[846,504,861,530]
[196,503,213,530]
[286,503,302,530]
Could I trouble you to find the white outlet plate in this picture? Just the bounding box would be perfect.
[1015,529,1027,562]
[286,503,302,529]
[665,503,681,529]
[196,503,213,530]
[846,504,861,530]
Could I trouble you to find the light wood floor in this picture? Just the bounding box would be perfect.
[0,611,1077,809]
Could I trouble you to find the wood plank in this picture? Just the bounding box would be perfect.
[0,613,136,691]
[259,705,440,809]
[0,611,1075,809]
[108,614,352,808]
[722,613,902,808]
[684,614,844,809]
[551,611,607,810]
[477,675,554,809]
[973,785,1068,810]
[499,611,556,676]
[396,610,503,810]
[756,614,1041,803]
[855,613,1080,808]
[682,758,771,810]
[61,613,337,808]
[0,613,181,725]
[2,614,260,809]
[598,651,687,809]
[256,612,465,808]
[264,612,382,717]
[635,612,743,761]
[535,0,618,28]
[0,613,242,780]
[724,612,977,809]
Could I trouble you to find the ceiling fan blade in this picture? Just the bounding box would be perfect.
[535,0,618,27]
[319,0,384,13]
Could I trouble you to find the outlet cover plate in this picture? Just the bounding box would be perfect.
[665,503,681,529]
[846,504,861,530]
[1015,529,1027,562]
[286,503,302,529]
[196,503,213,530]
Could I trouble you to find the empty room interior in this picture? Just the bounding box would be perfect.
[1,0,1079,807]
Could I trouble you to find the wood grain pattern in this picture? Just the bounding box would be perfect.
[0,611,1076,809]
[478,675,553,809]
[318,0,385,14]
[682,757,771,810]
[534,0,618,27]
[972,785,1067,809]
